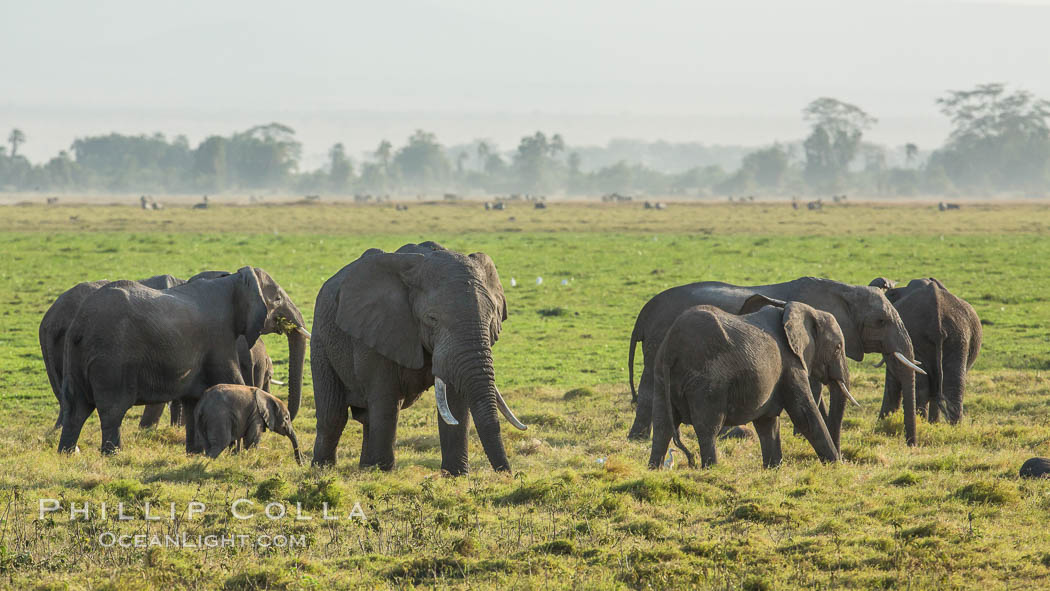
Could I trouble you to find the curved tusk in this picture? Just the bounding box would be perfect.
[894,351,927,375]
[837,380,861,407]
[434,377,459,425]
[296,327,311,339]
[270,379,285,385]
[495,387,528,430]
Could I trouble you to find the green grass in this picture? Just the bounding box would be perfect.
[2,202,1050,589]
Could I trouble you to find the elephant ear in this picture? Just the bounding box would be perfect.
[250,389,272,431]
[737,294,785,315]
[783,301,816,373]
[234,267,268,346]
[336,252,426,369]
[264,393,288,433]
[470,252,508,341]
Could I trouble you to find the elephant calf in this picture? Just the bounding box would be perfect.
[195,385,304,465]
[649,301,859,470]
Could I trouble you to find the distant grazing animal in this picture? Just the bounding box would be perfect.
[938,202,960,211]
[46,197,59,205]
[493,202,506,210]
[534,202,547,209]
[195,385,303,464]
[807,199,823,210]
[649,301,857,469]
[395,204,408,211]
[193,196,209,210]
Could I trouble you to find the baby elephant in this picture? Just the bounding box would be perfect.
[649,300,859,470]
[195,385,304,465]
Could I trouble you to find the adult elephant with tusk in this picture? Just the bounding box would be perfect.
[628,277,926,447]
[58,266,308,455]
[310,242,525,475]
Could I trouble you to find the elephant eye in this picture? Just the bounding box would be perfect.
[425,313,439,326]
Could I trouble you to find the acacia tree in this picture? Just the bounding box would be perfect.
[931,83,1050,191]
[328,143,353,192]
[802,98,877,191]
[8,129,25,159]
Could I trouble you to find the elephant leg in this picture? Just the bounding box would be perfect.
[311,354,349,467]
[684,391,723,468]
[437,381,471,476]
[169,400,184,427]
[878,367,902,419]
[242,423,263,449]
[138,403,166,429]
[753,415,782,468]
[647,371,674,469]
[783,381,838,463]
[98,401,132,454]
[183,398,204,454]
[58,396,94,453]
[362,390,400,471]
[628,364,655,440]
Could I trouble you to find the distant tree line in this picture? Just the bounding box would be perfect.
[2,83,1049,197]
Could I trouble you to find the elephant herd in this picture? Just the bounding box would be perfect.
[39,241,987,475]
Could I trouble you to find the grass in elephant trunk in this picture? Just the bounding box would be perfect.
[2,204,1050,588]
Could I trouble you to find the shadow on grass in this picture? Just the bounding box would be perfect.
[143,460,253,484]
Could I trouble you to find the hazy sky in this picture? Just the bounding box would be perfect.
[3,0,1049,166]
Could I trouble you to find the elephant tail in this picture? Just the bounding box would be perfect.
[663,359,695,468]
[628,325,641,404]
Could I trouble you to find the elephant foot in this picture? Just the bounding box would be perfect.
[627,429,651,441]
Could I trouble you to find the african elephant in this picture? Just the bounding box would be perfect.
[310,242,526,474]
[628,277,926,446]
[40,274,182,432]
[870,277,981,424]
[137,336,275,429]
[58,266,308,454]
[195,385,304,465]
[650,301,858,469]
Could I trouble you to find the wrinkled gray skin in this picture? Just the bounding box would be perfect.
[311,242,521,474]
[195,385,303,465]
[138,336,274,428]
[629,278,922,446]
[40,274,182,432]
[871,278,981,424]
[650,302,852,469]
[58,266,307,454]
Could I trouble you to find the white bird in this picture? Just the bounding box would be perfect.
[663,449,675,470]
[536,277,543,285]
[595,457,606,465]
[510,277,517,287]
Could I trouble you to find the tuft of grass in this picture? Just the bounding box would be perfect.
[955,481,1018,505]
[563,387,596,400]
[533,539,576,556]
[537,307,569,317]
[289,478,346,510]
[890,472,920,487]
[253,476,292,501]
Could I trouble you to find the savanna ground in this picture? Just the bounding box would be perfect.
[2,201,1050,590]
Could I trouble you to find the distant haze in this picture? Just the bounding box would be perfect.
[3,0,1049,167]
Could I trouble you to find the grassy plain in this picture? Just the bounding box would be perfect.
[1,201,1050,589]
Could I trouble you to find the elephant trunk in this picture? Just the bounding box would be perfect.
[289,430,304,466]
[285,330,307,420]
[889,325,919,446]
[940,347,966,425]
[449,344,510,472]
